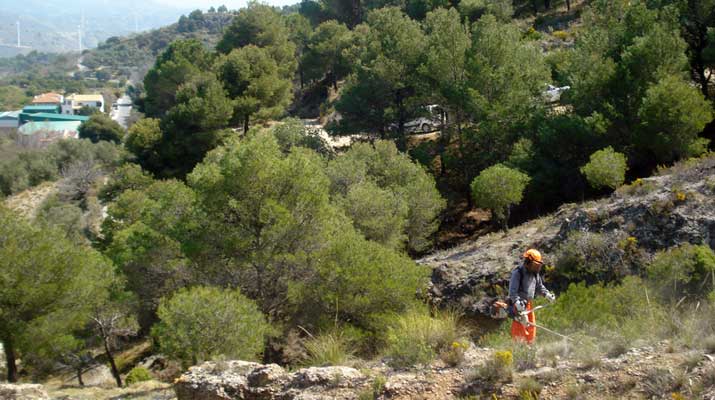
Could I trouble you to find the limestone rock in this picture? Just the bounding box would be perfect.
[0,384,49,400]
[175,361,367,400]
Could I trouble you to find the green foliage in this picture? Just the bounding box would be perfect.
[647,244,715,303]
[0,206,116,379]
[470,164,530,227]
[580,147,628,190]
[421,8,471,132]
[152,286,269,365]
[304,20,353,87]
[143,39,214,118]
[217,3,297,79]
[303,332,355,366]
[458,0,513,22]
[271,118,334,157]
[554,232,636,285]
[78,114,125,144]
[124,118,163,171]
[384,309,462,368]
[296,228,428,336]
[0,85,30,109]
[338,181,409,249]
[327,141,445,252]
[214,45,292,130]
[637,75,714,163]
[188,132,335,317]
[334,8,425,142]
[125,366,152,385]
[99,163,154,202]
[539,276,665,343]
[104,180,199,330]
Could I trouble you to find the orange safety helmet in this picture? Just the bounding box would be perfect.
[523,249,543,264]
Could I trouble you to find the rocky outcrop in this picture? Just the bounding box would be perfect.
[174,360,369,400]
[0,384,49,400]
[421,156,715,318]
[172,342,715,399]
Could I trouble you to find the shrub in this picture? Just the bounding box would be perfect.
[78,113,125,144]
[304,332,355,367]
[539,276,665,343]
[384,309,462,368]
[554,231,634,285]
[470,163,530,229]
[474,350,513,384]
[440,340,468,367]
[553,30,570,41]
[152,286,269,366]
[518,377,543,400]
[125,366,152,385]
[580,147,627,190]
[647,244,715,303]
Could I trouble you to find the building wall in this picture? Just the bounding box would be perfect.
[0,119,19,128]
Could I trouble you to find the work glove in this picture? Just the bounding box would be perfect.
[515,298,527,312]
[546,292,556,302]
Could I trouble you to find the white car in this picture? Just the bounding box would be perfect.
[543,84,570,103]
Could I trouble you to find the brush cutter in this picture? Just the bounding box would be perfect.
[490,300,575,342]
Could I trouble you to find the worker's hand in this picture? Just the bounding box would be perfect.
[515,299,527,312]
[546,292,556,302]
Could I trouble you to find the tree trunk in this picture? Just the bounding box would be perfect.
[244,115,250,134]
[566,0,571,11]
[544,0,551,9]
[532,0,538,14]
[4,338,18,383]
[395,89,407,151]
[101,332,122,388]
[299,66,304,90]
[77,367,85,386]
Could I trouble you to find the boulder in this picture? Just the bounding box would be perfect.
[0,384,49,400]
[81,364,116,387]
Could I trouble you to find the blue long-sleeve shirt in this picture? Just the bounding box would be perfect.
[508,263,551,303]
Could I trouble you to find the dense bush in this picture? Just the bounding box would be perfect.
[384,309,462,368]
[539,277,666,343]
[152,286,269,365]
[580,147,627,190]
[470,164,530,229]
[553,231,637,286]
[303,332,354,367]
[125,366,152,385]
[78,114,126,144]
[326,141,445,253]
[647,244,715,303]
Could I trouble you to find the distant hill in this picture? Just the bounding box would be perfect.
[0,0,191,54]
[81,10,234,82]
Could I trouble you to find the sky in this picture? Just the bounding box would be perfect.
[153,0,298,10]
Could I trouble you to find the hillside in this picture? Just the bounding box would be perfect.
[422,154,715,320]
[0,0,188,55]
[81,10,234,82]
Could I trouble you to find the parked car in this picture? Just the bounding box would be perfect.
[543,84,571,103]
[388,105,443,134]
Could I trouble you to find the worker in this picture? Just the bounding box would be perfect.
[508,249,555,344]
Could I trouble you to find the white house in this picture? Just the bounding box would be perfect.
[62,94,105,115]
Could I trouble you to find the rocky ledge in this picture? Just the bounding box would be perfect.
[0,384,49,400]
[174,361,369,400]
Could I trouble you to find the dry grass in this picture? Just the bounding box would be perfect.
[45,380,174,400]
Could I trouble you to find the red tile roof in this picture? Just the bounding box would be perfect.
[31,92,62,104]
